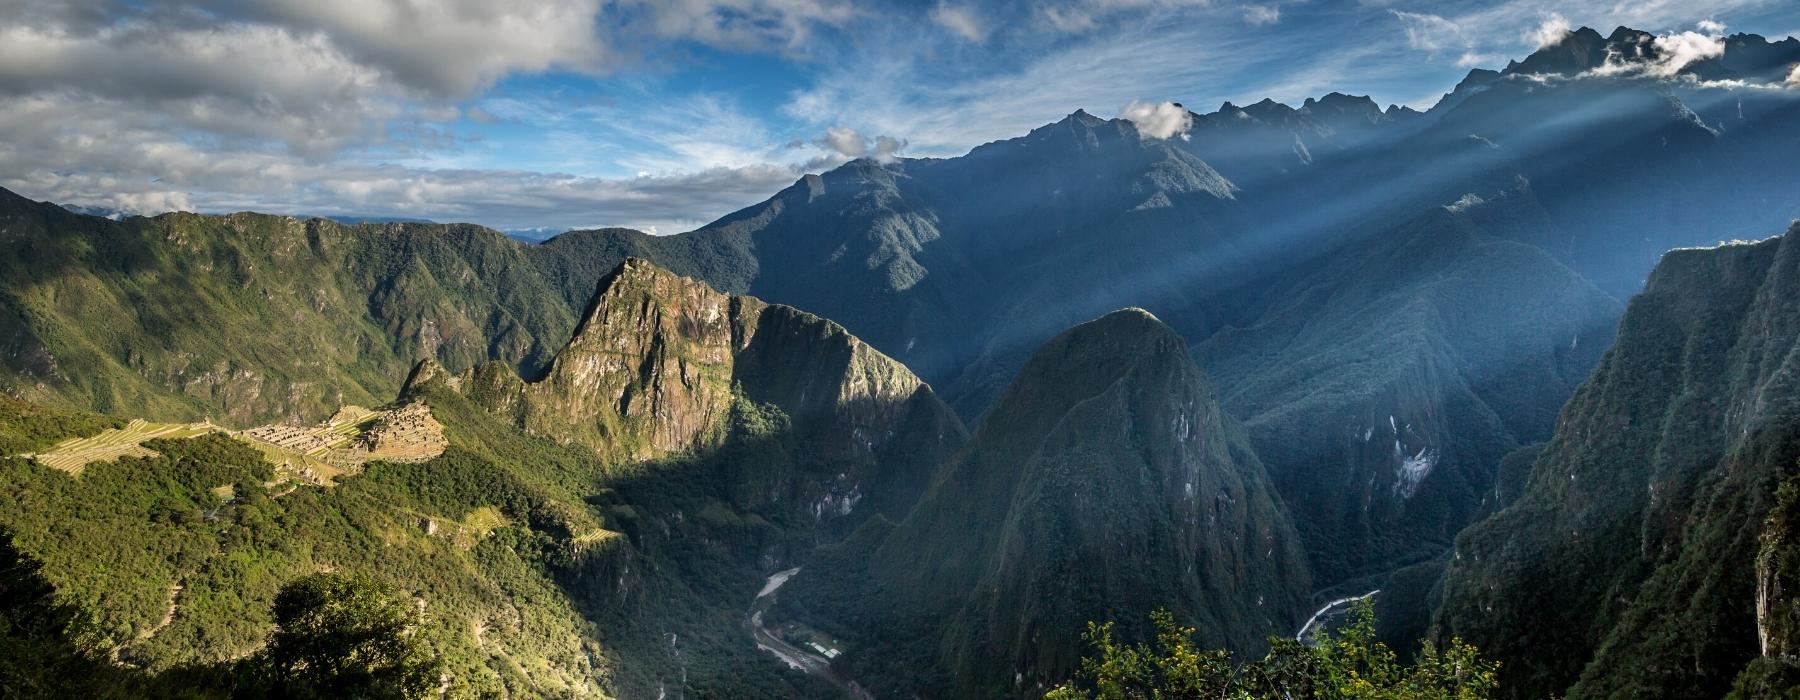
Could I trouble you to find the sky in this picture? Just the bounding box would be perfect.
[3,0,1799,234]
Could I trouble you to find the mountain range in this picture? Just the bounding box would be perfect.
[1,24,1799,699]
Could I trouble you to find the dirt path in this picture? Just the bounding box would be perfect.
[138,583,186,641]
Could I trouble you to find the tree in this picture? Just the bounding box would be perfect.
[1046,602,1497,700]
[243,572,439,700]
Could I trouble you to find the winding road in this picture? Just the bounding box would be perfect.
[749,568,873,700]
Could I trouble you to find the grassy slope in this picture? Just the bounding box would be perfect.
[0,190,647,426]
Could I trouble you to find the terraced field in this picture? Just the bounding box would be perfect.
[18,403,444,485]
[24,419,222,475]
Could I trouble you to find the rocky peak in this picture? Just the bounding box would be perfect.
[456,258,954,465]
[1506,26,1611,76]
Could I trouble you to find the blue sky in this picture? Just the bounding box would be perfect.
[3,0,1798,233]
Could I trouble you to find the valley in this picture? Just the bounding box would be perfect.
[1,14,1799,700]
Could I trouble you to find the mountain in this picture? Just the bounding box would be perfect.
[1435,223,1800,699]
[0,189,606,425]
[774,308,1310,698]
[447,257,966,523]
[1196,199,1619,583]
[4,23,1800,698]
[0,258,964,698]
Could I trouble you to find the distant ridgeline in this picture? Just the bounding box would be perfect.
[0,23,1799,700]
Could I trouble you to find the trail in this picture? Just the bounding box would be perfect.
[749,568,873,700]
[143,583,185,639]
[1296,589,1380,641]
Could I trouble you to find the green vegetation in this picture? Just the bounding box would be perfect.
[0,394,122,455]
[0,193,641,426]
[1195,205,1618,585]
[0,258,962,698]
[239,572,439,700]
[1435,226,1800,699]
[1046,603,1496,700]
[2,526,437,700]
[777,309,1311,698]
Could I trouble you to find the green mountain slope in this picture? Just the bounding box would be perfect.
[1435,223,1800,699]
[1195,198,1620,583]
[779,308,1310,698]
[0,189,579,425]
[0,259,965,698]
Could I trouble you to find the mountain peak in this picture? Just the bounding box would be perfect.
[862,306,1312,695]
[1070,306,1169,340]
[1063,108,1106,127]
[1506,25,1612,75]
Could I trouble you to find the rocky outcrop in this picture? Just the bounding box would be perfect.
[419,258,964,529]
[445,258,940,464]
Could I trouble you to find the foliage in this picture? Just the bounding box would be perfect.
[0,525,233,699]
[1046,602,1497,700]
[1435,229,1800,699]
[239,572,439,700]
[0,394,122,455]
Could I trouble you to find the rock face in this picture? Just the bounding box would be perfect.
[793,309,1311,698]
[435,257,964,520]
[464,257,754,459]
[1435,223,1800,699]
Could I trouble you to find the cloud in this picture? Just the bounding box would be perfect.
[1789,64,1800,88]
[1391,11,1461,52]
[1697,19,1728,34]
[1588,28,1726,79]
[225,0,611,97]
[813,127,907,162]
[0,91,803,233]
[1457,52,1503,68]
[1242,5,1280,26]
[1651,30,1727,77]
[930,3,987,42]
[611,0,859,55]
[1119,100,1192,140]
[1526,13,1571,50]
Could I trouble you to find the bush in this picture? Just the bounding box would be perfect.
[1047,601,1497,700]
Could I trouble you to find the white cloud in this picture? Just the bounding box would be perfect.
[1588,29,1726,79]
[930,3,987,42]
[1788,64,1800,88]
[230,0,610,97]
[813,127,907,162]
[0,92,803,233]
[1119,100,1192,140]
[1526,13,1571,50]
[1457,52,1503,68]
[1242,5,1280,26]
[1391,11,1462,52]
[1697,19,1728,34]
[1650,30,1727,77]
